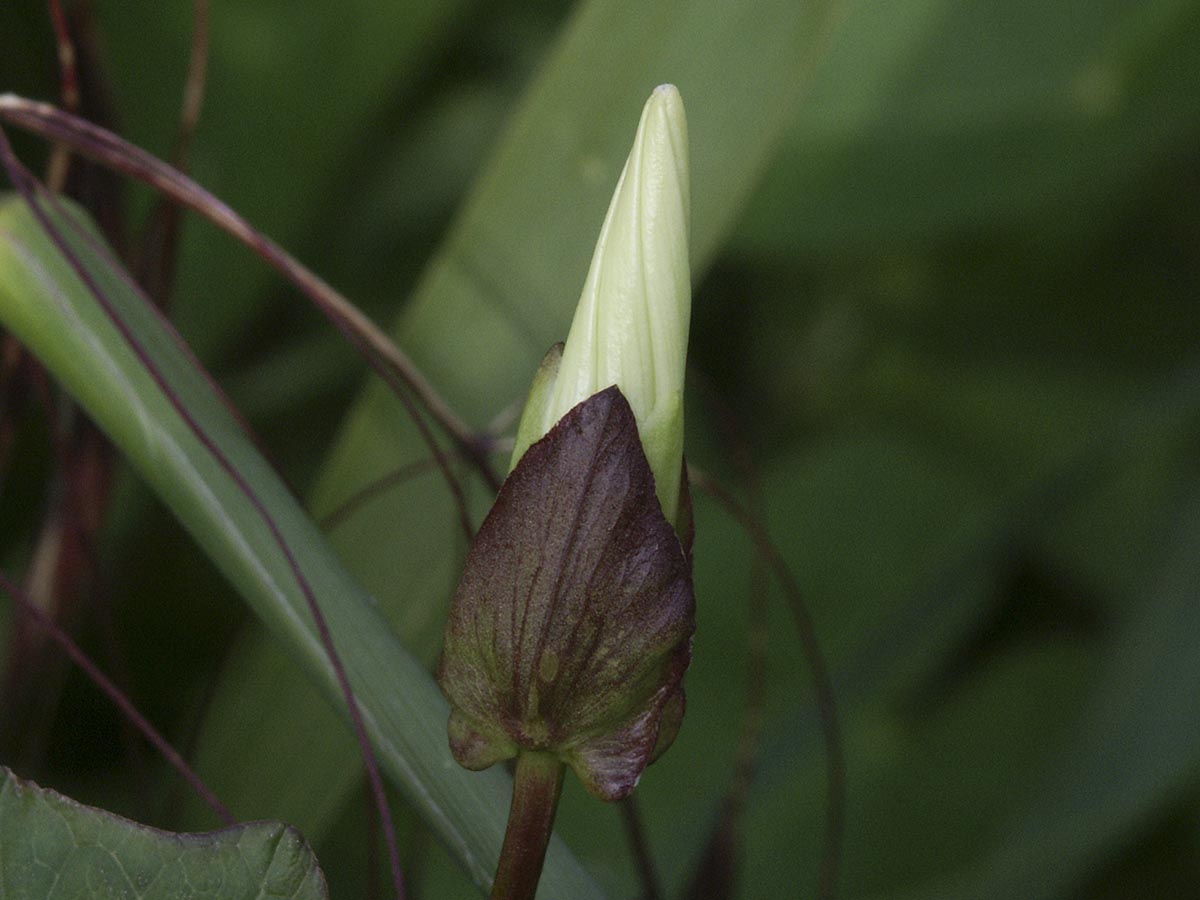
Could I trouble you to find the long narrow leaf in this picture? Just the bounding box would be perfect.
[0,193,603,899]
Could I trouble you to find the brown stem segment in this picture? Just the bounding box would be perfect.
[491,752,565,900]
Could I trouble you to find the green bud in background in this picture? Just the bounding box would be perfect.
[512,83,691,524]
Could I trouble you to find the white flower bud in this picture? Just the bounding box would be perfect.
[512,84,691,522]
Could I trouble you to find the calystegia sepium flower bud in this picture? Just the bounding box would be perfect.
[438,86,695,805]
[511,83,691,526]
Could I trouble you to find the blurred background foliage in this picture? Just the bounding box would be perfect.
[2,1,1199,899]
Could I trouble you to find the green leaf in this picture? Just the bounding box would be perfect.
[941,481,1200,900]
[738,642,1098,899]
[733,0,1200,256]
[0,193,602,899]
[0,766,327,900]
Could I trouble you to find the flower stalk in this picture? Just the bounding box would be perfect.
[489,752,566,900]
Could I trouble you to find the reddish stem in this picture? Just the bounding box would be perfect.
[687,465,844,900]
[45,0,80,191]
[0,567,235,826]
[490,752,565,900]
[619,797,662,900]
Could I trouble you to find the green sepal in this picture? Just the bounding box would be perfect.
[509,341,563,473]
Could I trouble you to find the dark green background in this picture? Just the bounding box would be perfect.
[2,1,1199,898]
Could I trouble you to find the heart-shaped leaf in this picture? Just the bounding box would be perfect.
[0,766,327,900]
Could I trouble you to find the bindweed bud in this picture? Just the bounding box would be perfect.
[511,83,691,525]
[439,387,694,800]
[439,87,695,803]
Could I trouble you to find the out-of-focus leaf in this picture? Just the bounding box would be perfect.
[930,478,1200,900]
[0,194,602,899]
[732,0,1200,257]
[739,642,1098,899]
[90,0,478,362]
[0,766,328,900]
[768,464,1200,900]
[711,414,1200,900]
[192,0,839,856]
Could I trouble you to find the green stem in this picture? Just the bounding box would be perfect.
[490,751,565,900]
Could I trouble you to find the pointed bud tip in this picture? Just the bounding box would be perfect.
[642,84,689,223]
[651,82,682,104]
[649,84,685,130]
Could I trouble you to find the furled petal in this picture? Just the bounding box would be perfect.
[510,85,690,523]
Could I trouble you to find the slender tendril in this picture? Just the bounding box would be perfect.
[687,465,845,900]
[0,567,235,826]
[45,0,80,192]
[319,456,443,532]
[619,796,663,900]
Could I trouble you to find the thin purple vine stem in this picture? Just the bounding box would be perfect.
[618,797,662,900]
[0,93,496,534]
[687,464,845,900]
[44,0,79,192]
[0,129,407,900]
[319,456,443,531]
[135,0,211,304]
[0,567,235,826]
